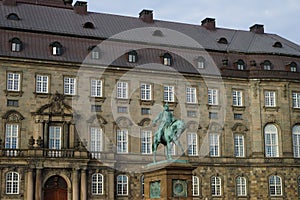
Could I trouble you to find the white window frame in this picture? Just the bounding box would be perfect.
[141,83,152,101]
[91,79,103,97]
[208,89,218,105]
[91,51,100,60]
[232,90,243,107]
[64,77,76,95]
[211,176,221,196]
[90,127,103,159]
[11,42,21,52]
[192,176,200,196]
[187,133,198,156]
[52,46,61,56]
[264,124,279,157]
[293,92,300,108]
[117,129,128,153]
[6,172,19,194]
[236,176,247,196]
[293,125,300,158]
[36,74,49,93]
[117,175,128,196]
[117,81,128,99]
[186,87,197,104]
[49,126,62,157]
[128,53,137,63]
[141,130,152,154]
[91,173,104,195]
[164,85,174,102]
[269,175,282,196]
[265,91,276,107]
[163,57,171,66]
[5,124,19,149]
[234,134,245,157]
[209,133,220,157]
[7,72,20,92]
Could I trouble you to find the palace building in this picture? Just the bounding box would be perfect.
[1,0,300,199]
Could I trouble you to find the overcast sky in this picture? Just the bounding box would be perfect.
[87,0,300,45]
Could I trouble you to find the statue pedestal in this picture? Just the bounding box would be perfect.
[143,160,195,200]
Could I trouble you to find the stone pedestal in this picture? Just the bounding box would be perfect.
[143,160,195,200]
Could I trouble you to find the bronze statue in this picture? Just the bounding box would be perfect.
[152,103,185,162]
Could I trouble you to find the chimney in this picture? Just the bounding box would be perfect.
[139,9,154,23]
[201,18,216,30]
[74,1,87,15]
[3,0,17,6]
[249,24,264,34]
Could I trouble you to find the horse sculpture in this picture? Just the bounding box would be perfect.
[152,119,186,162]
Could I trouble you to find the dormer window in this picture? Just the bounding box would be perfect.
[50,41,63,56]
[88,46,100,60]
[7,13,20,21]
[290,62,297,72]
[162,53,172,66]
[236,59,245,70]
[153,30,163,37]
[128,50,137,63]
[262,60,272,70]
[196,56,205,69]
[218,37,228,44]
[83,22,95,29]
[273,41,283,48]
[10,37,22,52]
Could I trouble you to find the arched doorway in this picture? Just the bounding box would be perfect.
[44,175,67,200]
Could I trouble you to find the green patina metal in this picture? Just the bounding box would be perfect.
[150,181,161,198]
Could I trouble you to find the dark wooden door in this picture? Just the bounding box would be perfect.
[44,176,67,200]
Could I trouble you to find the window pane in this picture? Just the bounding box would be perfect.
[117,129,128,153]
[141,130,152,154]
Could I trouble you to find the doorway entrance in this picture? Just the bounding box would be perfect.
[44,175,67,200]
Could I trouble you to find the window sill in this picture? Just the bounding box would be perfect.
[232,106,246,112]
[162,101,178,108]
[33,92,51,98]
[263,106,280,112]
[207,104,221,110]
[89,96,106,103]
[139,99,155,106]
[64,95,79,100]
[185,103,199,109]
[115,98,131,104]
[4,90,23,97]
[292,107,300,112]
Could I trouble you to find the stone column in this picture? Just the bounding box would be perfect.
[35,168,43,200]
[80,168,87,200]
[108,170,115,199]
[43,121,49,148]
[72,168,79,200]
[27,169,34,200]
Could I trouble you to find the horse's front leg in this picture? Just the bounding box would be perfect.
[165,143,172,160]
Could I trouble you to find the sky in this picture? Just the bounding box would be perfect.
[86,0,300,45]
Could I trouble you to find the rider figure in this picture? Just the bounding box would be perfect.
[153,103,174,141]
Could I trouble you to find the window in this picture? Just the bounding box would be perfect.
[5,124,19,149]
[141,130,152,154]
[64,77,76,95]
[264,91,276,107]
[128,50,137,63]
[236,60,245,70]
[91,79,102,97]
[186,87,197,103]
[90,127,102,159]
[168,142,176,155]
[269,175,282,196]
[141,108,151,115]
[91,105,101,112]
[91,173,103,195]
[49,126,62,157]
[264,124,279,157]
[50,41,63,56]
[293,92,300,108]
[7,100,19,107]
[10,38,22,52]
[88,46,100,59]
[263,60,272,70]
[141,175,145,197]
[234,114,243,120]
[236,176,247,196]
[83,22,95,29]
[187,110,196,118]
[117,106,128,113]
[117,129,128,153]
[211,176,221,196]
[141,83,152,100]
[232,90,243,106]
[218,37,228,44]
[196,56,205,69]
[36,74,49,93]
[117,81,128,99]
[209,133,220,157]
[208,89,218,105]
[209,112,218,119]
[290,62,297,72]
[7,13,20,21]
[293,125,300,158]
[6,172,19,194]
[117,175,128,195]
[187,133,198,156]
[7,72,20,91]
[164,85,174,102]
[162,53,172,66]
[192,176,200,196]
[234,134,245,157]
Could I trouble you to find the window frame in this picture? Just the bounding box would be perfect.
[117,175,129,196]
[264,124,279,157]
[236,176,247,197]
[64,77,77,96]
[7,72,21,92]
[186,87,197,104]
[232,90,243,107]
[117,129,128,154]
[269,175,282,196]
[211,176,222,196]
[208,88,218,105]
[5,124,19,149]
[90,79,103,97]
[10,38,22,52]
[234,134,245,157]
[128,50,137,63]
[187,133,198,156]
[141,130,152,154]
[90,127,103,155]
[91,173,104,195]
[116,81,128,99]
[140,83,152,101]
[293,125,300,158]
[6,172,19,194]
[192,176,200,196]
[209,133,220,157]
[164,85,175,102]
[264,91,276,107]
[36,74,49,94]
[293,92,300,108]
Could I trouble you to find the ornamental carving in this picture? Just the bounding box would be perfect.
[115,116,132,128]
[186,121,201,131]
[2,110,25,122]
[232,123,248,133]
[138,118,151,127]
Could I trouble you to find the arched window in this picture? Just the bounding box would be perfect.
[9,37,22,52]
[290,62,297,72]
[196,56,205,69]
[218,37,228,44]
[117,175,128,195]
[236,176,247,196]
[236,59,246,70]
[7,13,20,20]
[264,124,279,157]
[262,60,272,70]
[269,175,282,196]
[91,173,104,195]
[128,50,137,63]
[6,172,19,194]
[162,53,172,66]
[83,22,95,29]
[273,41,283,48]
[50,41,63,56]
[293,125,300,158]
[211,176,221,196]
[192,176,200,196]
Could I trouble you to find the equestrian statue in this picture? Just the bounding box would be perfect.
[152,103,186,162]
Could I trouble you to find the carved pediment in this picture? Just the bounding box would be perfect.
[186,121,201,131]
[208,122,223,132]
[115,116,133,128]
[87,115,107,125]
[2,110,25,122]
[138,118,151,127]
[34,92,73,116]
[232,123,248,133]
